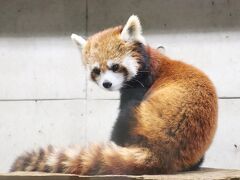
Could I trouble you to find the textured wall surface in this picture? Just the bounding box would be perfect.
[0,0,239,172]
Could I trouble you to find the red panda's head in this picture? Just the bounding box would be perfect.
[71,15,148,91]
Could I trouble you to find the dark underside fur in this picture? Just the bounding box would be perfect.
[110,42,204,171]
[111,42,152,146]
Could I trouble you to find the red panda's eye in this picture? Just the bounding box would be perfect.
[111,64,119,72]
[92,68,100,75]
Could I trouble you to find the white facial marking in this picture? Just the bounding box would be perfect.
[91,62,100,69]
[107,60,114,68]
[122,55,139,80]
[86,62,100,75]
[98,70,124,91]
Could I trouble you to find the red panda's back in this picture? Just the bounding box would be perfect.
[132,49,218,173]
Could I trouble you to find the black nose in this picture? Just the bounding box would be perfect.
[103,81,112,89]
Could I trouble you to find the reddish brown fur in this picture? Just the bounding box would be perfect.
[11,143,149,175]
[83,26,140,70]
[11,25,217,175]
[131,48,217,173]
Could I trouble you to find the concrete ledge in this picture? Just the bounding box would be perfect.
[0,168,240,180]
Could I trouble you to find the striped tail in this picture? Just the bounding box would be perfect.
[10,143,151,175]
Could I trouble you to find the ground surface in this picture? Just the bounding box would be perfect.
[0,168,240,180]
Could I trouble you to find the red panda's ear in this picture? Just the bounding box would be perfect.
[71,34,86,49]
[120,15,145,44]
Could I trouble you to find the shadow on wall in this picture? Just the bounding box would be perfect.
[0,0,240,37]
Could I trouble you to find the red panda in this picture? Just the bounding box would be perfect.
[10,15,217,175]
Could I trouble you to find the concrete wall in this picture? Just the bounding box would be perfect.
[0,0,239,172]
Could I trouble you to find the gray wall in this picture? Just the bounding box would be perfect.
[0,0,240,172]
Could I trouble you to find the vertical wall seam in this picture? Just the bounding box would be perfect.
[85,0,88,36]
[85,0,89,144]
[85,0,88,100]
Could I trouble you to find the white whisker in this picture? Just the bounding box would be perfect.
[122,75,145,88]
[123,83,133,88]
[138,70,149,73]
[132,79,145,88]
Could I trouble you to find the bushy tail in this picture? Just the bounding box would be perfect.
[10,142,151,175]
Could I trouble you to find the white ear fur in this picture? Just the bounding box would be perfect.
[71,33,86,48]
[120,15,145,44]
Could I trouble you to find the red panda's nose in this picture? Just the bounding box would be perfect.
[103,81,112,89]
